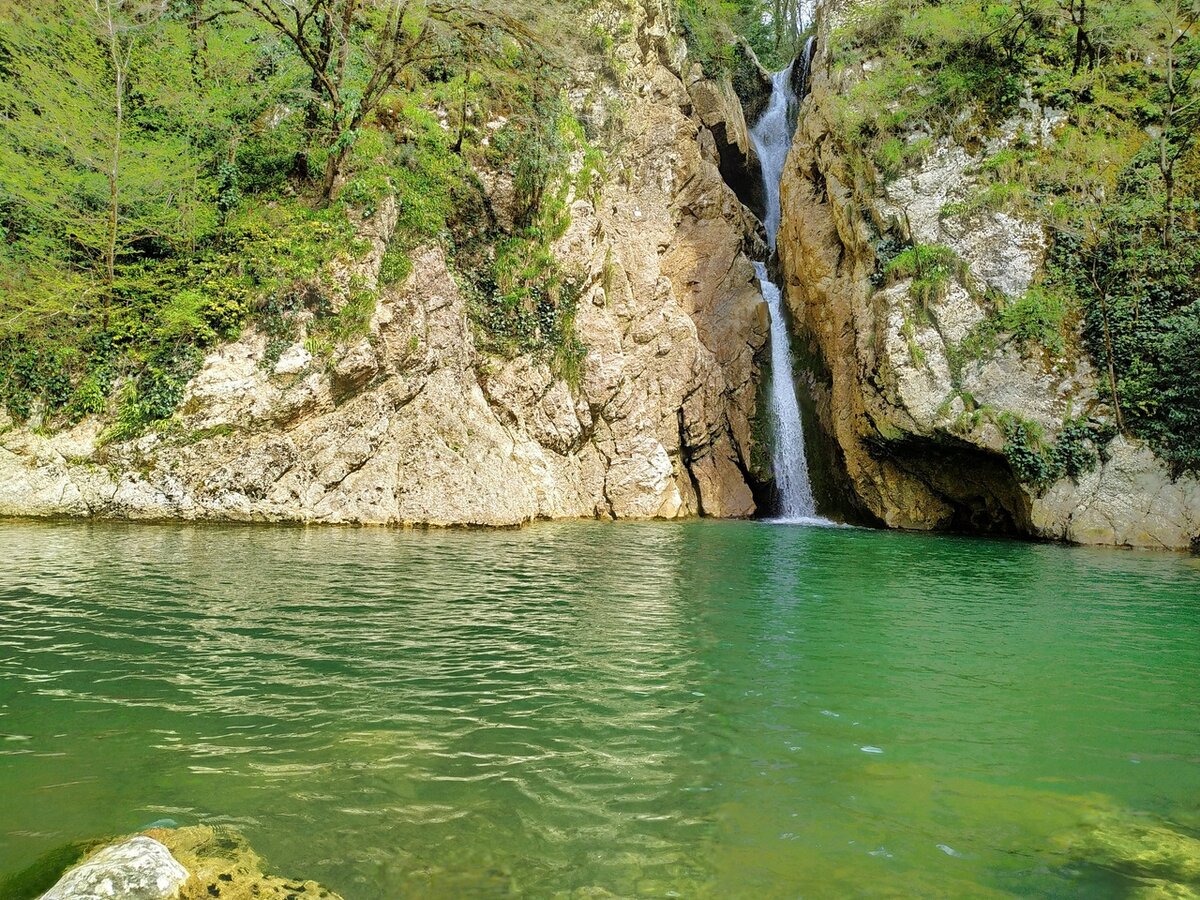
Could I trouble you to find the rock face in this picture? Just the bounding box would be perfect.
[39,836,189,900]
[775,0,1200,549]
[0,1,768,527]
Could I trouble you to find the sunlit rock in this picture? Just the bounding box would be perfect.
[39,836,188,900]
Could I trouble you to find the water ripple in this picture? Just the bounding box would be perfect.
[0,521,1197,897]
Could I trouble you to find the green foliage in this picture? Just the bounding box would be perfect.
[828,0,1036,181]
[1000,414,1056,489]
[463,104,596,378]
[0,0,600,435]
[997,286,1071,353]
[875,136,933,181]
[102,348,202,444]
[379,244,414,287]
[1051,417,1116,480]
[884,243,963,307]
[0,192,356,432]
[1000,412,1113,492]
[679,0,806,74]
[379,96,476,246]
[679,0,741,73]
[1062,227,1200,475]
[468,236,585,363]
[309,286,378,358]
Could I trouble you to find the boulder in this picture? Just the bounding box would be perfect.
[39,836,189,900]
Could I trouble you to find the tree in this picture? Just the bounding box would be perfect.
[227,0,543,200]
[0,0,204,324]
[1055,0,1097,73]
[1150,0,1200,247]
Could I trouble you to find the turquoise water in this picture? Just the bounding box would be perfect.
[1,521,1198,897]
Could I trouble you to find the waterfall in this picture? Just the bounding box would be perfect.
[750,38,820,522]
[802,1,816,31]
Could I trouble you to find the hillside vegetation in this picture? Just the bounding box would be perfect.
[679,0,810,70]
[828,0,1200,475]
[0,0,603,437]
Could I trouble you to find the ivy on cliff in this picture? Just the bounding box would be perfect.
[830,0,1200,476]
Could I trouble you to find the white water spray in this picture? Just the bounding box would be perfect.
[750,38,820,522]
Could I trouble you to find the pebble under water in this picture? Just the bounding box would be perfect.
[1,520,1198,897]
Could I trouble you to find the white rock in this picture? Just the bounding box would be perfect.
[273,343,312,375]
[40,836,189,900]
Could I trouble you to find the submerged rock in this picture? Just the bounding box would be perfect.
[1060,812,1200,889]
[1131,881,1200,900]
[150,826,343,900]
[39,836,188,900]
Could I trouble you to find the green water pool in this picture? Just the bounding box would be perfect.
[1,520,1198,897]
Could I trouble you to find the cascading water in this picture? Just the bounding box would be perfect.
[750,37,820,522]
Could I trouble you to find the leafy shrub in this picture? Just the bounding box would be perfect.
[884,243,964,307]
[1063,223,1200,476]
[1000,414,1057,490]
[997,286,1070,353]
[875,136,932,181]
[463,104,594,381]
[1001,413,1113,492]
[102,347,202,444]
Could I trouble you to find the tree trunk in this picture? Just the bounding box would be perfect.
[1071,0,1088,75]
[1098,292,1126,432]
[95,0,125,326]
[453,70,470,153]
[1162,144,1176,249]
[294,10,336,183]
[322,144,348,201]
[1089,253,1126,433]
[188,0,208,76]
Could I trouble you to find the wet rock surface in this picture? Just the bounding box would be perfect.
[150,826,342,900]
[39,837,188,900]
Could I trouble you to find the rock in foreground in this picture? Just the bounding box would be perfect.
[38,826,341,900]
[39,837,188,900]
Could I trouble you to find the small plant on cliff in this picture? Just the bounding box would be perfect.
[463,104,595,383]
[997,286,1073,355]
[884,243,964,308]
[1000,414,1057,490]
[999,412,1112,492]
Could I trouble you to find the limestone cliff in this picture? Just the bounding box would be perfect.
[777,1,1200,550]
[0,2,768,526]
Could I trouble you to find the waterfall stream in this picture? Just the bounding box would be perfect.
[750,39,821,522]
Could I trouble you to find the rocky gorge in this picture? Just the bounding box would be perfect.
[776,0,1200,550]
[0,1,769,527]
[0,0,1197,549]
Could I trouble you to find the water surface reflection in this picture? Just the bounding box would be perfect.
[1,521,1198,897]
